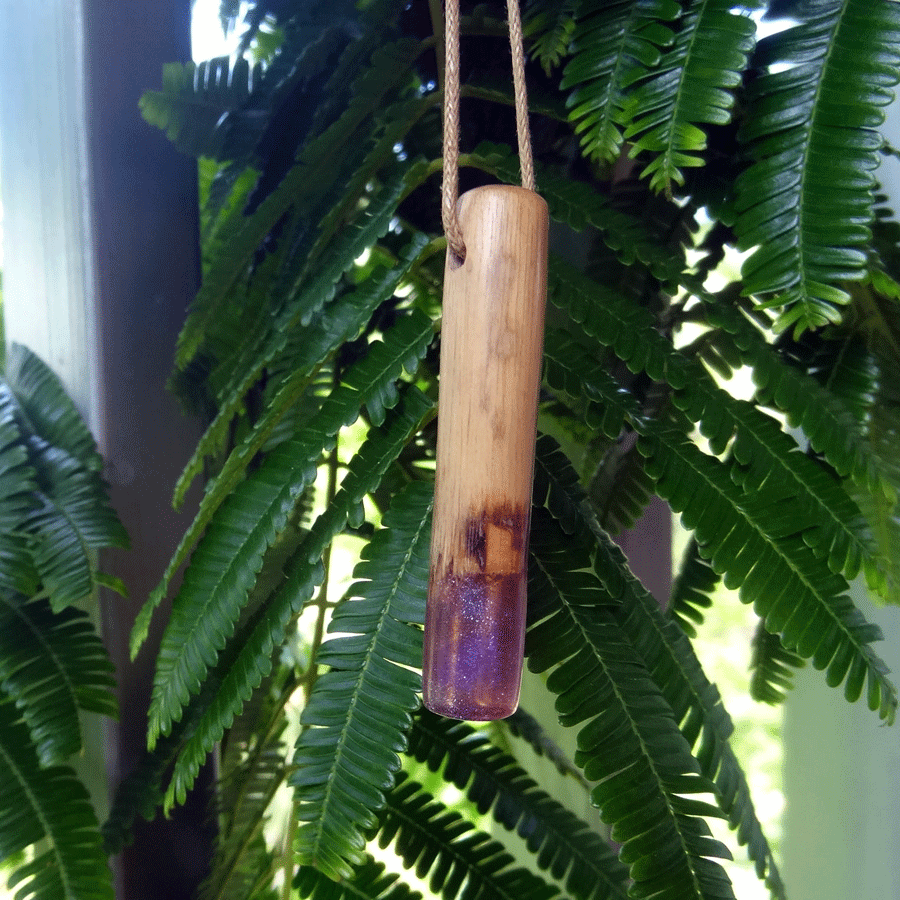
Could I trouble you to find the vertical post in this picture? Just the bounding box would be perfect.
[1,2,210,897]
[83,3,211,898]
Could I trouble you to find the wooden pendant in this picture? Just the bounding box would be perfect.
[423,185,549,720]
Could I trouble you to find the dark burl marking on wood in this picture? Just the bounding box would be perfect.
[464,516,487,570]
[462,504,528,571]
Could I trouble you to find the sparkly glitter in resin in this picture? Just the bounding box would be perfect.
[422,570,526,720]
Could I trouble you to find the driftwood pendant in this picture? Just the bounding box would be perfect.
[423,185,549,720]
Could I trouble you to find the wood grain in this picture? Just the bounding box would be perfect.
[424,185,549,720]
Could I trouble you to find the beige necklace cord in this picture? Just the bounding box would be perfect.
[441,0,536,263]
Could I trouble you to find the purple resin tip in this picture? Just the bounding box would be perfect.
[422,571,526,720]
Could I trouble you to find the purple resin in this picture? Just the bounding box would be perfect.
[422,571,526,720]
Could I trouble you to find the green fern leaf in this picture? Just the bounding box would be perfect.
[173,37,422,371]
[1,347,127,610]
[534,438,784,896]
[202,699,289,900]
[525,0,577,75]
[561,0,680,164]
[140,56,257,159]
[293,480,432,880]
[669,540,718,639]
[295,856,422,900]
[378,774,560,900]
[527,507,734,900]
[407,712,630,900]
[0,410,39,597]
[0,702,113,900]
[734,0,900,335]
[133,306,433,663]
[0,595,116,767]
[749,621,806,706]
[592,537,784,896]
[639,424,897,722]
[622,0,759,192]
[548,257,887,596]
[3,343,103,472]
[26,445,128,611]
[163,388,433,808]
[701,297,889,499]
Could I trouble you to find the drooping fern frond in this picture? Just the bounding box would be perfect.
[295,856,421,900]
[670,540,718,639]
[292,481,432,880]
[524,0,577,75]
[700,297,889,498]
[0,701,113,900]
[377,774,560,900]
[0,594,116,767]
[639,424,896,722]
[139,56,259,161]
[201,677,292,900]
[734,0,900,336]
[622,0,760,193]
[162,387,434,809]
[467,142,684,283]
[534,438,784,896]
[749,621,806,705]
[134,306,433,665]
[406,712,630,900]
[548,257,890,599]
[561,0,680,165]
[527,507,735,900]
[1,346,128,611]
[0,409,38,597]
[146,37,424,374]
[3,343,103,473]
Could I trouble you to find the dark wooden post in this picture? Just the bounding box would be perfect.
[1,2,211,897]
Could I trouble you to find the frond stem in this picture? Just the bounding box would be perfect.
[302,413,341,704]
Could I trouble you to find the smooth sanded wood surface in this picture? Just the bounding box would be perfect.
[424,185,549,720]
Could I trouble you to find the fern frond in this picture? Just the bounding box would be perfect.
[593,538,784,896]
[639,425,896,722]
[0,701,113,900]
[202,693,290,900]
[295,856,421,900]
[534,438,784,896]
[377,774,560,900]
[549,257,888,597]
[701,297,888,498]
[407,712,630,900]
[622,1,758,193]
[3,343,103,472]
[292,480,432,880]
[26,444,128,611]
[749,621,806,706]
[140,56,258,160]
[527,507,735,900]
[0,410,39,597]
[734,0,900,335]
[1,347,127,610]
[525,0,577,75]
[0,595,116,767]
[669,540,719,639]
[561,0,680,165]
[171,37,423,372]
[503,707,589,784]
[133,306,433,662]
[163,387,433,808]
